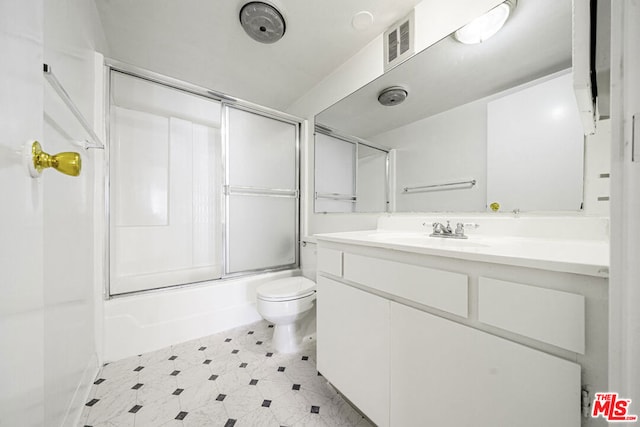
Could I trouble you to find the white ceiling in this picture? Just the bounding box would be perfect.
[316,0,573,139]
[95,0,424,111]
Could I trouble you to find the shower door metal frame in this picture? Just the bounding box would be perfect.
[221,103,301,277]
[103,59,302,298]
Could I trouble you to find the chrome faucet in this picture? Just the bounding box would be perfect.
[432,221,452,235]
[430,221,468,239]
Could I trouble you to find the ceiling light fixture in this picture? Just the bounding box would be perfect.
[453,0,516,45]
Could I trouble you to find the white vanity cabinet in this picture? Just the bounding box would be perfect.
[315,241,608,427]
[317,276,390,427]
[390,302,580,427]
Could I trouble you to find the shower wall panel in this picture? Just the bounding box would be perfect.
[113,107,169,227]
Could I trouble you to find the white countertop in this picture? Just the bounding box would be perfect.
[314,230,609,278]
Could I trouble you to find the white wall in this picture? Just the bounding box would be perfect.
[0,1,45,425]
[370,98,487,212]
[583,119,611,216]
[42,0,107,425]
[0,1,107,425]
[286,0,506,238]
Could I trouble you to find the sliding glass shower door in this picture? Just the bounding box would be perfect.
[224,106,298,274]
[109,71,223,295]
[108,68,300,296]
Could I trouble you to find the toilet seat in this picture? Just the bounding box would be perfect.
[257,277,316,302]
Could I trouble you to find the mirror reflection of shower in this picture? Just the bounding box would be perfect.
[314,126,390,214]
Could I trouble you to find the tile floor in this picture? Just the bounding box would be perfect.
[79,321,373,427]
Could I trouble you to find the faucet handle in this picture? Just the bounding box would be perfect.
[454,222,465,236]
[431,222,442,234]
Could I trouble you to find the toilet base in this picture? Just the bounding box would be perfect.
[272,322,303,354]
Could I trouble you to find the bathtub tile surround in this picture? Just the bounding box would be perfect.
[80,321,371,426]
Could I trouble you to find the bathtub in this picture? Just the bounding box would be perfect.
[103,269,301,362]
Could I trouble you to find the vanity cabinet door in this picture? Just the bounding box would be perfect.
[317,276,390,427]
[390,302,580,427]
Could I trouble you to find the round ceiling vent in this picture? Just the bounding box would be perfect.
[378,86,408,106]
[239,2,286,44]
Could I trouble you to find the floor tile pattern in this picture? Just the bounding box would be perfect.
[79,321,373,426]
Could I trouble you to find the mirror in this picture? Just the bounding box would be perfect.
[314,131,390,213]
[314,0,584,213]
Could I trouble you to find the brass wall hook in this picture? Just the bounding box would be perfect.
[28,141,81,177]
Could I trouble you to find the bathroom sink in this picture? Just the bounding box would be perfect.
[366,231,489,249]
[366,231,425,239]
[429,238,489,249]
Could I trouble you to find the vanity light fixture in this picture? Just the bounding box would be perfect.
[453,0,516,45]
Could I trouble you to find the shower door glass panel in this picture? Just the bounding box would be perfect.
[314,132,356,213]
[228,196,297,272]
[356,145,388,213]
[228,108,296,189]
[110,72,223,295]
[225,106,298,274]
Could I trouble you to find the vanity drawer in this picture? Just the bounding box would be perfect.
[478,277,585,354]
[343,253,468,317]
[317,248,343,277]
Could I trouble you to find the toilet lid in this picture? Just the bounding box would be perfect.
[257,277,316,301]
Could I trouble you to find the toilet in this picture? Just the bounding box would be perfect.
[256,276,316,354]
